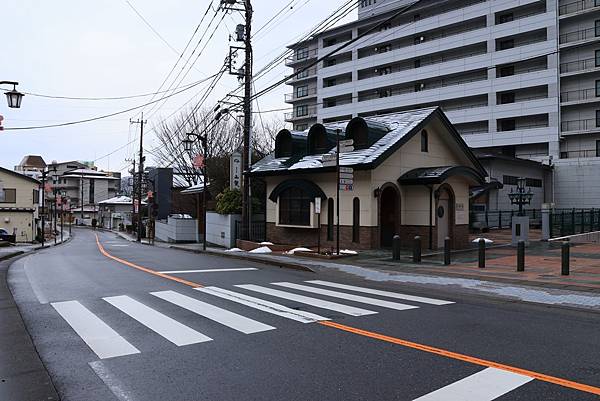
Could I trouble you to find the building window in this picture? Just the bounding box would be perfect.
[278,187,311,226]
[497,13,513,24]
[413,13,420,22]
[326,58,337,67]
[325,99,337,108]
[327,198,334,241]
[33,189,40,205]
[596,110,600,127]
[377,66,392,75]
[526,178,542,188]
[596,50,600,67]
[596,80,600,97]
[596,140,600,157]
[414,58,421,68]
[296,48,309,60]
[415,82,425,92]
[500,119,516,131]
[503,175,518,185]
[296,105,308,117]
[500,92,516,104]
[296,69,309,79]
[378,89,391,98]
[296,85,308,98]
[0,188,16,203]
[295,124,308,131]
[352,197,360,243]
[499,65,515,77]
[421,130,428,152]
[89,179,95,203]
[596,20,600,37]
[499,39,514,50]
[325,78,336,87]
[414,36,425,45]
[375,44,391,53]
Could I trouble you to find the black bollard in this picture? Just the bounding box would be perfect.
[392,235,401,261]
[517,240,525,272]
[478,238,485,269]
[561,241,570,276]
[443,237,451,265]
[413,236,421,263]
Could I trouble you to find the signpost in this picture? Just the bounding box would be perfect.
[315,197,321,254]
[230,152,242,190]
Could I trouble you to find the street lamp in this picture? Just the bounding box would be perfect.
[508,177,533,217]
[1,81,24,109]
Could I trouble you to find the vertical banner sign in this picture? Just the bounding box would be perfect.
[193,154,204,169]
[134,199,139,214]
[230,152,242,190]
[315,197,321,214]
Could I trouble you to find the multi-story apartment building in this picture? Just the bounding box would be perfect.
[285,0,600,207]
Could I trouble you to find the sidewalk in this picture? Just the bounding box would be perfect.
[0,230,71,261]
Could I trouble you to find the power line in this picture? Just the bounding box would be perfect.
[124,0,180,55]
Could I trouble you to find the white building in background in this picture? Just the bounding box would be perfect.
[285,0,600,207]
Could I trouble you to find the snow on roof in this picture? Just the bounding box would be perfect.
[251,107,437,174]
[98,196,147,205]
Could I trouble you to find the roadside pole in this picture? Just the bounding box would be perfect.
[336,129,340,255]
[315,197,321,254]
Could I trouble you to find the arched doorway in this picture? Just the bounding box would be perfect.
[380,185,400,247]
[436,184,455,249]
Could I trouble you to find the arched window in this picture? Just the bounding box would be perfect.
[278,187,311,226]
[275,131,293,158]
[352,197,360,243]
[420,129,428,152]
[327,198,334,240]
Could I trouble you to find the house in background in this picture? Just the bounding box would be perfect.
[250,107,488,250]
[0,166,40,243]
[14,155,47,180]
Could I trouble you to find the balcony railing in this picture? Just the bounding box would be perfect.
[285,106,318,121]
[561,118,599,131]
[559,0,600,16]
[559,26,599,44]
[560,88,598,102]
[560,57,597,73]
[560,149,600,158]
[285,49,318,66]
[285,87,317,102]
[288,67,317,82]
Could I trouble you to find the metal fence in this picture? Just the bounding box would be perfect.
[550,208,600,238]
[470,209,542,230]
[234,220,266,243]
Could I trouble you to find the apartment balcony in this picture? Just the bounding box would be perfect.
[285,49,318,66]
[284,106,318,122]
[561,118,600,134]
[559,57,599,75]
[560,87,599,104]
[284,88,317,103]
[559,26,600,47]
[286,67,318,84]
[559,0,600,18]
[560,149,600,158]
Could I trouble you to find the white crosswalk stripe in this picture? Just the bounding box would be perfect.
[196,286,329,323]
[305,280,454,305]
[151,290,275,334]
[103,295,212,346]
[412,367,533,400]
[51,300,140,359]
[235,284,377,316]
[273,282,419,311]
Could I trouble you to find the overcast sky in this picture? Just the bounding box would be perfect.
[1,1,356,174]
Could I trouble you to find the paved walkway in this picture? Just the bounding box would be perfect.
[0,230,71,260]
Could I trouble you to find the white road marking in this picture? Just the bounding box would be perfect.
[89,360,140,401]
[306,280,454,305]
[412,367,533,401]
[51,300,140,359]
[235,284,377,316]
[151,290,275,334]
[109,245,130,247]
[273,282,419,311]
[159,268,258,274]
[196,286,329,323]
[103,295,212,346]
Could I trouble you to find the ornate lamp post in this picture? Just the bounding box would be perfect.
[1,81,24,109]
[508,177,533,216]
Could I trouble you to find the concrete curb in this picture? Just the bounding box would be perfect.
[0,251,25,262]
[169,245,316,273]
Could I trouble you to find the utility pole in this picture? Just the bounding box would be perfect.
[80,171,84,223]
[130,114,146,242]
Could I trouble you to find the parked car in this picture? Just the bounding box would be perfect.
[0,228,12,242]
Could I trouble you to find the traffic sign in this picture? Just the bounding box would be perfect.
[339,178,354,185]
[340,172,354,179]
[339,184,353,191]
[322,154,336,162]
[339,146,354,153]
[339,167,353,174]
[339,139,353,147]
[314,197,321,214]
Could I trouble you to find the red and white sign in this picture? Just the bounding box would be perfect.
[193,154,205,169]
[44,183,52,193]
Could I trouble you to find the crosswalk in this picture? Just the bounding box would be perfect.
[49,281,542,399]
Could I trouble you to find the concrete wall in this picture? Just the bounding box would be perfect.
[155,217,199,243]
[206,212,241,248]
[553,158,600,208]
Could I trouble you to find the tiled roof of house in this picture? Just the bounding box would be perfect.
[18,155,47,169]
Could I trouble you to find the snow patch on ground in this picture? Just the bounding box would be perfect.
[249,246,272,254]
[286,247,313,255]
[259,241,274,245]
[472,238,493,244]
[340,249,358,255]
[225,247,243,252]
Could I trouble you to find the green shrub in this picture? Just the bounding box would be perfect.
[215,188,242,215]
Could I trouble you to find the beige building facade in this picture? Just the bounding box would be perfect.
[251,107,487,250]
[0,167,40,243]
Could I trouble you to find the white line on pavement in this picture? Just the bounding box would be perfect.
[51,300,140,359]
[412,367,533,401]
[103,295,212,346]
[159,268,258,274]
[150,290,275,334]
[235,284,377,316]
[273,282,419,311]
[305,280,454,305]
[196,286,329,323]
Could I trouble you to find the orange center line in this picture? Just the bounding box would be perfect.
[95,234,204,288]
[318,321,600,396]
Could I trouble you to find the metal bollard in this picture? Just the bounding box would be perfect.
[561,241,570,276]
[478,238,485,269]
[392,235,401,261]
[443,237,451,265]
[517,240,525,272]
[413,236,421,263]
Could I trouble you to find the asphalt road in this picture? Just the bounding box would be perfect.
[7,228,600,401]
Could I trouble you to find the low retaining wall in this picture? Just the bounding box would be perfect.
[155,217,199,243]
[206,212,241,248]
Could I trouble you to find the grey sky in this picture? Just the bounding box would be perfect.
[1,0,355,173]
